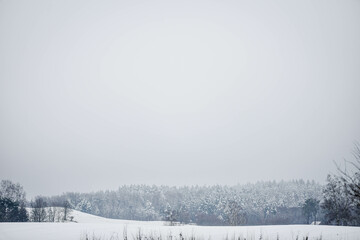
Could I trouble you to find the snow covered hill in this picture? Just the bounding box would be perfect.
[1,210,360,240]
[70,209,165,225]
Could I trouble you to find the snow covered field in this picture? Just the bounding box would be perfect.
[1,210,360,240]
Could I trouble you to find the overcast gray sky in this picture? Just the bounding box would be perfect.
[0,0,359,199]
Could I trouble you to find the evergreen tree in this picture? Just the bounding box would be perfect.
[0,180,28,222]
[0,197,28,222]
[302,198,320,224]
[18,204,29,222]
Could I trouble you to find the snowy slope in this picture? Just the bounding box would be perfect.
[70,210,164,225]
[1,210,360,240]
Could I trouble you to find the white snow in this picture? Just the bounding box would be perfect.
[1,210,360,240]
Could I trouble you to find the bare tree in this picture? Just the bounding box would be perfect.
[322,174,353,225]
[47,207,57,222]
[31,196,47,222]
[62,200,72,221]
[338,143,360,200]
[336,142,360,224]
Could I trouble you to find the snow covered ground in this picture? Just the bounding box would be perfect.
[1,210,360,240]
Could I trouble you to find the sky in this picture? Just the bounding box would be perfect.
[0,0,359,199]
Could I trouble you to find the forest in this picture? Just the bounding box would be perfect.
[45,180,322,225]
[1,144,359,226]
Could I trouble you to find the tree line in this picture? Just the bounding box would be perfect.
[46,180,322,225]
[0,180,72,222]
[1,143,359,226]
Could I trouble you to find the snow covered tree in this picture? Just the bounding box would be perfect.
[143,201,158,221]
[336,142,360,225]
[164,203,178,225]
[224,200,247,226]
[46,180,323,225]
[0,180,28,222]
[0,180,26,204]
[62,200,72,221]
[76,199,92,213]
[321,175,352,225]
[47,207,57,222]
[262,204,277,224]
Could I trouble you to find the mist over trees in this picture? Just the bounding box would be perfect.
[2,142,360,227]
[46,180,322,225]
